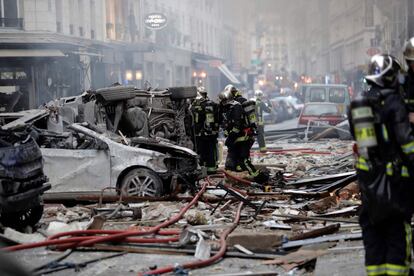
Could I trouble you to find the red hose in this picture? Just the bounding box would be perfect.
[5,183,208,252]
[6,235,179,252]
[47,229,179,241]
[75,182,207,248]
[139,201,244,275]
[221,170,252,186]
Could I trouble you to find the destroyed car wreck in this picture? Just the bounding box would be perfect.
[0,127,50,230]
[0,86,203,197]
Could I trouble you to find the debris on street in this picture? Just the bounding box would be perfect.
[0,130,364,275]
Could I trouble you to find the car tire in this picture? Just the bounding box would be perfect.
[0,205,44,230]
[95,85,136,101]
[169,86,197,99]
[120,168,164,197]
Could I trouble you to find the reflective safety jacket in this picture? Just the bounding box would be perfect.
[401,70,414,112]
[192,98,219,136]
[349,86,414,219]
[256,99,272,125]
[350,87,414,177]
[220,100,250,145]
[234,93,247,105]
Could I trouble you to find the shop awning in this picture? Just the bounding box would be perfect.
[0,49,66,57]
[217,64,241,84]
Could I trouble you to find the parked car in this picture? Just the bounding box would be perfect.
[276,96,304,116]
[297,102,347,136]
[266,97,297,123]
[299,84,351,114]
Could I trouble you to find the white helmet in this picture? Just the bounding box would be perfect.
[255,90,263,98]
[197,86,207,97]
[403,37,414,61]
[224,84,238,96]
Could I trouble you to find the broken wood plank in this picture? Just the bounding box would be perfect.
[290,224,340,241]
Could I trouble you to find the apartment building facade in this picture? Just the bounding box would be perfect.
[1,0,251,109]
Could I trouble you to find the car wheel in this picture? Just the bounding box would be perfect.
[0,205,44,230]
[95,85,136,101]
[120,168,163,197]
[169,86,197,99]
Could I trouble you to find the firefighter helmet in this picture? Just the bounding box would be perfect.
[218,89,233,105]
[255,90,264,99]
[403,37,414,61]
[224,84,238,96]
[365,54,401,88]
[197,86,207,98]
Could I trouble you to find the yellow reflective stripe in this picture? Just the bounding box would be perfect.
[356,157,369,171]
[402,141,414,154]
[206,113,215,123]
[235,136,249,142]
[366,264,386,275]
[405,222,412,267]
[405,99,414,104]
[366,263,410,276]
[231,127,240,133]
[385,263,410,275]
[386,162,393,176]
[402,166,410,177]
[382,124,389,142]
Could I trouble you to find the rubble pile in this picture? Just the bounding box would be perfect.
[0,137,364,275]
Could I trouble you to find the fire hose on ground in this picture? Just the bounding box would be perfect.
[4,174,251,275]
[139,202,244,276]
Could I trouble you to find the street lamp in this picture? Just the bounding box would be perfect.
[125,70,133,81]
[135,70,143,80]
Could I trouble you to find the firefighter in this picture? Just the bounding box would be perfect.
[191,87,219,174]
[402,37,414,124]
[218,88,244,172]
[224,84,246,104]
[255,90,272,152]
[349,54,414,276]
[221,85,259,177]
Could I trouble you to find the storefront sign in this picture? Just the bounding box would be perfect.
[144,13,168,30]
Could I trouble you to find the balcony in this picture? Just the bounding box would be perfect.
[0,18,23,29]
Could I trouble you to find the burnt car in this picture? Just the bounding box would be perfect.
[40,123,201,197]
[0,86,203,197]
[0,127,51,229]
[45,85,197,150]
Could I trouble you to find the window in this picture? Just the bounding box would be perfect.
[303,104,339,116]
[56,0,62,32]
[309,88,326,102]
[56,22,62,33]
[1,72,14,80]
[0,0,21,28]
[365,0,374,27]
[329,88,346,103]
